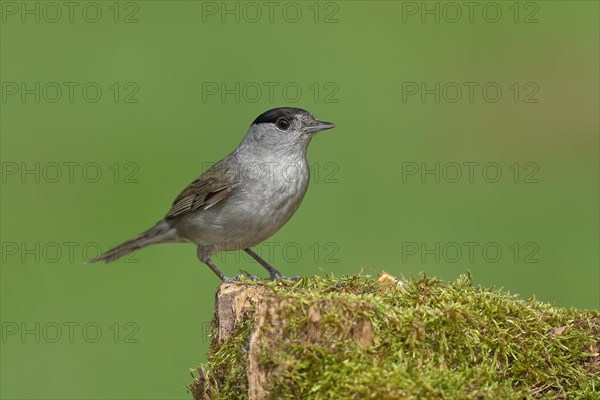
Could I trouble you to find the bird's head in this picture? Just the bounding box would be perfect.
[243,107,335,153]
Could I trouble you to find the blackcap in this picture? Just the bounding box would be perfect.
[88,107,336,281]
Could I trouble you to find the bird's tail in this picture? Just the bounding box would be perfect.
[88,219,176,263]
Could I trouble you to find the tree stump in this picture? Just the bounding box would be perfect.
[193,282,375,400]
[189,275,600,400]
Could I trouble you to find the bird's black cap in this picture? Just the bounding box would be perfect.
[251,107,309,125]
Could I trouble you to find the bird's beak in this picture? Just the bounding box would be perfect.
[305,120,336,133]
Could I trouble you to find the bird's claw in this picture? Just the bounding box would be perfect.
[239,270,262,281]
[269,272,300,281]
[221,272,261,283]
[221,271,300,283]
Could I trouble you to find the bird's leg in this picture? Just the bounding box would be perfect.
[204,258,230,282]
[198,247,259,282]
[197,247,231,282]
[244,248,294,280]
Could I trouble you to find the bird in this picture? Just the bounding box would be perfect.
[88,107,336,281]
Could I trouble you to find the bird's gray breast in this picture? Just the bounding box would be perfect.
[177,154,310,252]
[236,157,309,231]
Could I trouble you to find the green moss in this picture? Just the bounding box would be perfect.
[190,274,599,399]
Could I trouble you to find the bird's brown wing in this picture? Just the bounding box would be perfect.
[166,156,240,219]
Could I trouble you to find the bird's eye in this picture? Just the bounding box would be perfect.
[276,118,290,131]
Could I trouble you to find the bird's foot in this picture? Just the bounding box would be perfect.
[269,271,301,281]
[221,276,238,283]
[221,273,261,283]
[221,274,256,283]
[238,270,262,281]
[221,271,300,282]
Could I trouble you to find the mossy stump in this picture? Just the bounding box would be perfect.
[189,274,599,399]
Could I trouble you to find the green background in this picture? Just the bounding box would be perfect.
[1,1,598,398]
